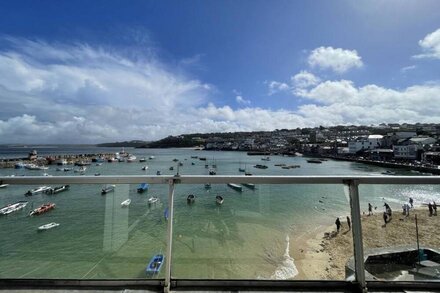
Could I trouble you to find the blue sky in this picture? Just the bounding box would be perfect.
[0,0,439,143]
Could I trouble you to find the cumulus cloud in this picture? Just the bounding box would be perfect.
[308,46,363,73]
[267,81,290,95]
[413,28,440,59]
[291,70,320,88]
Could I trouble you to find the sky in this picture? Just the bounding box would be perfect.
[0,0,439,144]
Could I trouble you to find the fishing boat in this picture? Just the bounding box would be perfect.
[137,183,149,193]
[0,201,28,215]
[142,166,149,171]
[216,195,224,205]
[254,164,268,169]
[245,171,252,176]
[148,196,158,205]
[46,185,70,195]
[187,194,195,204]
[208,168,216,175]
[227,183,243,192]
[121,199,131,207]
[145,254,164,275]
[29,202,56,216]
[242,183,256,189]
[139,157,147,162]
[38,222,60,231]
[101,185,116,195]
[25,186,51,196]
[306,159,322,164]
[261,156,271,161]
[0,184,9,188]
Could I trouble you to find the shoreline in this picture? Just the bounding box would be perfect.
[293,207,440,280]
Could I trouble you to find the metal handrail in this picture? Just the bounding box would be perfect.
[1,175,440,293]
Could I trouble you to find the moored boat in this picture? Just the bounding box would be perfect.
[121,199,131,207]
[156,170,161,175]
[242,183,256,189]
[0,201,28,215]
[101,185,116,195]
[46,185,70,195]
[38,222,60,231]
[187,194,195,204]
[216,195,224,205]
[149,156,155,160]
[254,164,268,169]
[306,159,322,164]
[25,186,51,196]
[227,183,243,192]
[139,158,147,162]
[29,202,56,216]
[146,254,164,275]
[204,183,211,189]
[0,184,9,188]
[137,183,149,193]
[148,196,158,205]
[208,168,216,175]
[142,166,149,171]
[127,155,137,162]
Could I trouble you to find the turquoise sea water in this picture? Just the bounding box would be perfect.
[0,147,439,280]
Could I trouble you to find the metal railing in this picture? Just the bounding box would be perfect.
[1,175,440,292]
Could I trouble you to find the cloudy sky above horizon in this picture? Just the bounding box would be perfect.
[0,0,439,144]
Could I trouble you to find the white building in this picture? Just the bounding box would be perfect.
[348,135,383,154]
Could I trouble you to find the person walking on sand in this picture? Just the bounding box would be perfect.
[428,202,433,216]
[383,212,388,226]
[434,202,437,216]
[409,197,414,208]
[335,217,341,233]
[368,203,373,216]
[347,216,351,230]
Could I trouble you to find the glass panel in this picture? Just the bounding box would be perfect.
[0,183,167,279]
[171,183,352,280]
[359,184,440,281]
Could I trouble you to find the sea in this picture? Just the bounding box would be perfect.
[0,145,438,280]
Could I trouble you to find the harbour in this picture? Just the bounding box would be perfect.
[0,146,439,280]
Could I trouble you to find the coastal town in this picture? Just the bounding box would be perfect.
[1,123,440,174]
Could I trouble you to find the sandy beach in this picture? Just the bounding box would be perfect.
[292,207,440,280]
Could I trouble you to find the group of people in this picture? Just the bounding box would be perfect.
[428,201,437,216]
[335,216,351,233]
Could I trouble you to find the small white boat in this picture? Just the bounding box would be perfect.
[0,184,9,188]
[261,156,271,161]
[0,201,28,215]
[242,183,256,189]
[38,222,60,231]
[74,166,87,173]
[148,196,159,205]
[142,166,149,171]
[139,158,147,162]
[46,185,70,194]
[149,156,155,160]
[227,183,243,192]
[96,163,103,166]
[101,185,116,195]
[25,186,51,196]
[127,155,137,162]
[216,195,224,205]
[187,194,195,204]
[121,199,131,207]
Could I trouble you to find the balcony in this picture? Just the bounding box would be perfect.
[1,175,440,292]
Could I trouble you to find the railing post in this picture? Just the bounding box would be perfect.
[345,179,367,292]
[164,179,175,293]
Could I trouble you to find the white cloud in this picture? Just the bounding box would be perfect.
[291,70,320,88]
[401,65,416,73]
[308,46,363,73]
[236,95,251,105]
[267,81,290,95]
[413,28,440,59]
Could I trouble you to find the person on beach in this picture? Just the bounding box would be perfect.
[383,212,388,226]
[347,216,351,230]
[409,197,414,208]
[335,217,341,233]
[428,202,433,216]
[368,203,373,216]
[434,202,437,216]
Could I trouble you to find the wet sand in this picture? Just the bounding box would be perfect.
[292,208,440,280]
